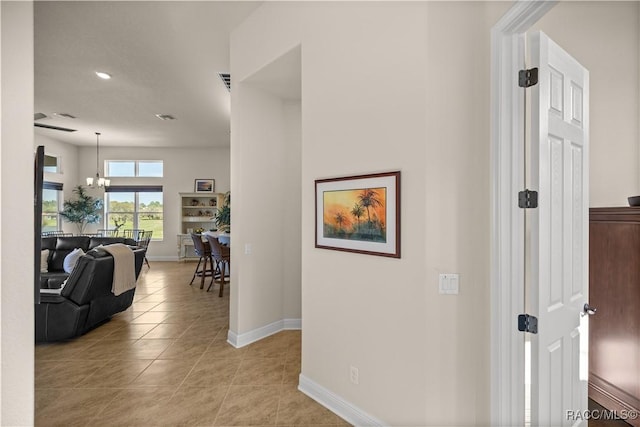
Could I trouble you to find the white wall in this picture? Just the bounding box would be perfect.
[231,2,507,425]
[75,145,230,259]
[230,77,301,333]
[533,2,640,207]
[282,101,302,320]
[0,1,35,424]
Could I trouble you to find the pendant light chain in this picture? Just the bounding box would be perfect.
[96,132,100,178]
[86,131,109,188]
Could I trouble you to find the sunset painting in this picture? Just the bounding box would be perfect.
[323,187,387,242]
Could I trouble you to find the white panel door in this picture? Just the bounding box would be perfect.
[529,31,590,427]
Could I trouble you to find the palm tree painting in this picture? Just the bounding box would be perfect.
[323,187,386,242]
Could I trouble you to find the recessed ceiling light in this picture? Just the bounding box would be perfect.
[95,71,112,80]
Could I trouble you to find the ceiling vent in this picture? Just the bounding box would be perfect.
[155,114,176,121]
[34,123,77,132]
[218,73,231,92]
[53,112,77,119]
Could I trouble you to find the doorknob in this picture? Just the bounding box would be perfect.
[583,303,597,316]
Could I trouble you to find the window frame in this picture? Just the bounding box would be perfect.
[42,181,63,232]
[105,160,164,178]
[104,185,164,240]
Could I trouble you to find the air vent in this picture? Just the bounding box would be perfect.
[34,123,77,132]
[218,73,231,92]
[155,114,176,121]
[53,112,77,119]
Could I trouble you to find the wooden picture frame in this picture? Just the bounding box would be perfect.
[315,171,400,258]
[194,179,215,193]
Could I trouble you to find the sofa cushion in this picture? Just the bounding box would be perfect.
[41,249,49,273]
[89,237,130,249]
[63,248,85,273]
[41,236,58,251]
[49,236,91,272]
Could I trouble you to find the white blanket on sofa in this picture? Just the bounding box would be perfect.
[101,244,136,296]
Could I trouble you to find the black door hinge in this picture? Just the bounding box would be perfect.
[518,314,538,334]
[519,67,539,88]
[518,189,538,208]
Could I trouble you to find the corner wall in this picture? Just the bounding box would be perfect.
[229,72,302,337]
[0,1,35,424]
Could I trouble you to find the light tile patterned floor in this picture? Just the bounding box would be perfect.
[35,261,349,427]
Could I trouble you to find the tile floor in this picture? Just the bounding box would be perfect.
[35,261,349,427]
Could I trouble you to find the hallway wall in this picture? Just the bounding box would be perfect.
[231,2,508,425]
[0,2,35,424]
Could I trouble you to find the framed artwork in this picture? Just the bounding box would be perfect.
[194,179,215,193]
[315,171,400,258]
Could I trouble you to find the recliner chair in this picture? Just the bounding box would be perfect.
[35,246,146,342]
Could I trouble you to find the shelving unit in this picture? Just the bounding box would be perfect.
[178,192,224,260]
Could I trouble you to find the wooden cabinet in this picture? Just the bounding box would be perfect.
[178,192,224,260]
[589,207,640,426]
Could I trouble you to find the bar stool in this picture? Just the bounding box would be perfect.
[188,233,214,289]
[204,234,230,297]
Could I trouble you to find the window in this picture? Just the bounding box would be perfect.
[42,182,62,232]
[105,186,163,239]
[43,154,60,173]
[106,160,163,178]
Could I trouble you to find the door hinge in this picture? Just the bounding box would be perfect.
[519,67,539,88]
[518,314,538,334]
[518,189,538,208]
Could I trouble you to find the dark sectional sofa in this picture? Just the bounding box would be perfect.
[40,235,137,288]
[36,235,145,342]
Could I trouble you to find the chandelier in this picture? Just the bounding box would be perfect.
[86,132,110,188]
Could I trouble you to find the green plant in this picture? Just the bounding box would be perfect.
[59,185,103,234]
[215,191,231,232]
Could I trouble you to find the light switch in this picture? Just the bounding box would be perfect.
[439,273,459,295]
[244,243,252,255]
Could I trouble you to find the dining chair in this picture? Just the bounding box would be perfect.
[189,233,214,289]
[122,229,144,241]
[204,234,230,297]
[97,229,119,237]
[137,230,152,268]
[41,231,73,237]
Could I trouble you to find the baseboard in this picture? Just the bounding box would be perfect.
[298,375,388,427]
[146,255,179,262]
[227,318,301,348]
[284,318,302,329]
[589,375,640,427]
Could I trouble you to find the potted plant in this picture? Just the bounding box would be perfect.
[59,185,103,234]
[215,192,230,233]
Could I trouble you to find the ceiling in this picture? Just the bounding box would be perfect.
[34,1,261,148]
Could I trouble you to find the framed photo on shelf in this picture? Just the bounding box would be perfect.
[315,171,400,258]
[194,179,215,193]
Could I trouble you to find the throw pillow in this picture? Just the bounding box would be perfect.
[40,249,49,273]
[63,248,85,273]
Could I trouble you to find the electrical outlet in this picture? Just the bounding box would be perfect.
[349,366,359,385]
